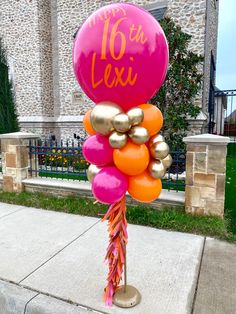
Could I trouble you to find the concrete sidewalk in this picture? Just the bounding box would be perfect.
[0,202,235,314]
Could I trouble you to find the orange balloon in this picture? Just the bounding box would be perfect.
[83,110,96,135]
[113,141,149,176]
[138,104,163,136]
[128,171,162,203]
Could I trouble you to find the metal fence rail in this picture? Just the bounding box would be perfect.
[28,138,186,192]
[214,89,236,157]
[162,149,186,192]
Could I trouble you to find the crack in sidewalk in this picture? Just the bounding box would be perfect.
[0,207,24,220]
[190,236,206,314]
[19,219,101,284]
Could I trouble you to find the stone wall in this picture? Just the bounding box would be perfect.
[38,0,54,117]
[0,1,42,117]
[167,0,206,55]
[0,0,53,117]
[0,0,218,139]
[167,0,208,135]
[23,178,184,209]
[184,134,229,217]
[0,132,39,193]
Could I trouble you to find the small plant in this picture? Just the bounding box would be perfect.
[37,146,89,171]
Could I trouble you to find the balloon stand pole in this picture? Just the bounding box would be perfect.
[102,197,141,308]
[113,239,141,308]
[124,248,127,292]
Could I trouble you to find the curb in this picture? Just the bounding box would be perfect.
[0,280,104,314]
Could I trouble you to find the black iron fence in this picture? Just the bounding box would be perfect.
[209,89,236,157]
[28,139,186,192]
[162,149,186,192]
[208,52,216,134]
[221,90,236,158]
[28,138,88,180]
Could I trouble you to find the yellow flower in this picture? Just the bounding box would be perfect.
[52,149,56,153]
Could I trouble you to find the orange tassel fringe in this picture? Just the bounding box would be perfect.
[102,196,128,306]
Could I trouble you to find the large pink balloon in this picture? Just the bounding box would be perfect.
[73,3,169,111]
[82,134,113,166]
[92,167,128,204]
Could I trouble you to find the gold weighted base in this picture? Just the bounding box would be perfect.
[113,285,141,308]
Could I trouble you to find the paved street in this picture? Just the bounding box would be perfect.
[0,202,235,314]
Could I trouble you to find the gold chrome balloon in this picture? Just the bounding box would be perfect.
[150,141,169,159]
[149,134,165,148]
[109,131,128,149]
[162,154,173,169]
[112,113,131,133]
[148,160,166,179]
[127,107,144,126]
[128,126,150,144]
[90,102,122,135]
[87,164,102,183]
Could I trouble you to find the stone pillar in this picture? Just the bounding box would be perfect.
[183,134,230,217]
[0,132,39,193]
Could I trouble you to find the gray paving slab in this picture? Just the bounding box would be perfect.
[0,279,38,314]
[25,294,98,314]
[22,222,204,314]
[0,206,99,282]
[0,202,24,218]
[193,238,236,314]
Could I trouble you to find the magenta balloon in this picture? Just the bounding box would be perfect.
[73,3,169,111]
[82,134,113,166]
[92,167,128,204]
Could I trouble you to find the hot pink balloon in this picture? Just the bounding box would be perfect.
[92,167,128,204]
[73,3,169,111]
[82,134,113,166]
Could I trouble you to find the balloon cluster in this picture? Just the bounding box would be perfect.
[83,101,172,204]
[73,2,170,306]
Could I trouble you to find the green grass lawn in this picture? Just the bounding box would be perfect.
[162,179,185,192]
[225,156,236,234]
[0,191,234,242]
[39,171,87,181]
[1,156,235,241]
